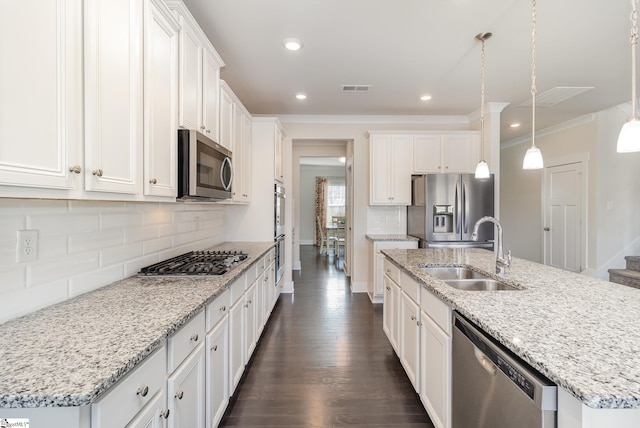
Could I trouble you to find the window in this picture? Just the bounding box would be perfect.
[326,177,345,228]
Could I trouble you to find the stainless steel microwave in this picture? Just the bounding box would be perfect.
[177,129,233,201]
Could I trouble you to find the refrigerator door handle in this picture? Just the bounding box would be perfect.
[455,180,461,234]
[463,179,469,234]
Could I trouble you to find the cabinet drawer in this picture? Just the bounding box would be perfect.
[245,262,258,285]
[383,258,401,284]
[206,288,230,331]
[168,310,205,373]
[400,271,420,303]
[420,289,452,335]
[91,345,166,428]
[229,274,247,306]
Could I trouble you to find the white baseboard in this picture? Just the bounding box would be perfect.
[281,280,294,293]
[292,260,301,270]
[367,292,383,304]
[350,281,368,293]
[300,240,314,245]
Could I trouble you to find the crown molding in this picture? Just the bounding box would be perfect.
[271,114,470,125]
[501,113,597,149]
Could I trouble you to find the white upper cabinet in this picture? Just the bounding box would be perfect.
[369,134,412,205]
[0,0,83,190]
[219,85,234,151]
[84,0,144,194]
[413,132,480,174]
[167,1,224,142]
[274,126,284,183]
[143,0,180,197]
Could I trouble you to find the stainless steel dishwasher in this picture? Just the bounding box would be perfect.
[453,313,557,428]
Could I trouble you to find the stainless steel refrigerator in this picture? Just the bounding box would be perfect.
[407,174,495,248]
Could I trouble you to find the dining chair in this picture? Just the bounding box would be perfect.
[316,216,328,255]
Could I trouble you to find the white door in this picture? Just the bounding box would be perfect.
[344,161,353,276]
[543,162,582,272]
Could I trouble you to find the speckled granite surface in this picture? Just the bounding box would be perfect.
[0,242,274,408]
[365,234,419,242]
[381,247,640,410]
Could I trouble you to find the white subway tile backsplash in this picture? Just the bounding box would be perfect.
[0,198,227,324]
[29,252,100,286]
[69,265,124,296]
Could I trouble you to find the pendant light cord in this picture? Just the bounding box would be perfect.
[631,0,638,118]
[531,0,537,148]
[480,36,486,161]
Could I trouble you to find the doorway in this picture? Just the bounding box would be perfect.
[542,158,587,272]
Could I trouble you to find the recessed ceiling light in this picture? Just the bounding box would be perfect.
[510,123,521,128]
[283,38,303,51]
[296,93,307,100]
[420,95,432,101]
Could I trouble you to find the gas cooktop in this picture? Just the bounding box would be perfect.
[138,250,248,276]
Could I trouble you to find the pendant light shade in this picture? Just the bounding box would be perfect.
[475,32,492,179]
[617,0,640,153]
[523,146,544,169]
[475,160,490,178]
[523,0,544,170]
[618,118,640,152]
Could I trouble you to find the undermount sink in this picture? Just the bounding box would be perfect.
[420,266,521,291]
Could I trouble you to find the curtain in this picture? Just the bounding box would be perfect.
[314,177,328,246]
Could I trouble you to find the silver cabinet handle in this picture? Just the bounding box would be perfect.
[175,390,184,400]
[92,169,103,177]
[68,165,81,174]
[410,315,416,321]
[544,227,550,231]
[190,334,199,342]
[212,345,218,351]
[386,286,391,291]
[248,299,252,304]
[160,409,170,419]
[137,385,149,397]
[200,125,205,130]
[417,320,422,326]
[149,178,157,184]
[206,129,211,133]
[220,305,226,312]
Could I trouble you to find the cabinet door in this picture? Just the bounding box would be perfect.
[168,345,205,428]
[219,87,234,151]
[245,282,258,361]
[374,252,387,296]
[143,0,179,197]
[400,292,420,391]
[382,275,395,349]
[413,135,443,174]
[241,113,253,202]
[231,103,245,202]
[420,312,451,428]
[274,126,284,182]
[202,49,220,140]
[228,299,245,394]
[442,134,479,173]
[370,135,393,204]
[206,317,229,428]
[85,0,143,194]
[0,0,82,190]
[391,136,413,204]
[391,280,401,353]
[177,18,201,131]
[126,390,168,428]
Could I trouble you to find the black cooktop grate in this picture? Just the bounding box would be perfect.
[138,250,248,276]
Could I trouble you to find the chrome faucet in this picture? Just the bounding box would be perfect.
[471,216,512,276]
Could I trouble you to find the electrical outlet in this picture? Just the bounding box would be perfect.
[16,230,38,263]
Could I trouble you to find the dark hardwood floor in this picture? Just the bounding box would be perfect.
[219,245,433,427]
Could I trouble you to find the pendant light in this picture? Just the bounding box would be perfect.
[475,32,492,179]
[523,0,544,169]
[617,0,640,153]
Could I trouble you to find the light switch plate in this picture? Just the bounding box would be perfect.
[16,230,38,263]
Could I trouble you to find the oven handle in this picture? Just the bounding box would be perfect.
[221,157,233,191]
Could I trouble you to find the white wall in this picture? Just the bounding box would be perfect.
[0,199,227,323]
[298,165,345,245]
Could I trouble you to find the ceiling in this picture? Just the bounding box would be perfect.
[183,0,632,143]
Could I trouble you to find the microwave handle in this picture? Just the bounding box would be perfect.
[221,157,233,191]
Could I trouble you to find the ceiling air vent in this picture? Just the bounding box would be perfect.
[518,86,593,108]
[341,85,371,93]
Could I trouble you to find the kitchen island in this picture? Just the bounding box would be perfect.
[382,247,640,427]
[0,241,275,426]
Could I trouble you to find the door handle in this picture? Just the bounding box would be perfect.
[543,227,550,231]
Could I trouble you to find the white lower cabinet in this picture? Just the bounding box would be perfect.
[382,274,400,353]
[126,390,168,428]
[206,317,229,428]
[244,282,258,361]
[420,311,451,428]
[399,291,421,390]
[167,345,205,428]
[228,292,246,395]
[91,346,168,428]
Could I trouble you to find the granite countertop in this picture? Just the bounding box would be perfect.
[366,234,419,242]
[0,241,274,408]
[381,247,640,410]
